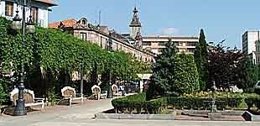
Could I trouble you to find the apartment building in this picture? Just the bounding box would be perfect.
[0,0,57,28]
[142,36,199,55]
[242,31,260,64]
[242,31,260,54]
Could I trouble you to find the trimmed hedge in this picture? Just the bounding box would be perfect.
[112,93,167,114]
[255,88,260,95]
[112,92,260,114]
[112,93,146,114]
[244,94,260,110]
[146,97,167,114]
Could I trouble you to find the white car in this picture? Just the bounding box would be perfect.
[255,81,260,89]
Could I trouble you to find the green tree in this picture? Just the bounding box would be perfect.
[194,29,208,90]
[238,57,258,91]
[147,40,200,100]
[146,40,176,99]
[0,16,148,100]
[174,53,200,94]
[146,39,177,100]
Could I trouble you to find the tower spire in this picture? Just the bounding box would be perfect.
[133,6,138,13]
[129,7,142,39]
[129,6,141,27]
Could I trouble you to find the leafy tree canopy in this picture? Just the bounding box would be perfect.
[147,40,199,100]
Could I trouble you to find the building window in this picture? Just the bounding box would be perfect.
[31,7,39,24]
[179,42,184,46]
[174,41,179,46]
[158,42,165,46]
[100,36,103,48]
[187,48,195,53]
[106,39,112,50]
[142,41,151,46]
[80,33,87,41]
[116,43,119,50]
[5,1,14,17]
[257,56,260,63]
[186,42,197,46]
[119,45,122,50]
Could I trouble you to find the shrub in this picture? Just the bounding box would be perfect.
[244,94,260,110]
[146,97,167,114]
[0,79,7,105]
[167,96,243,110]
[112,93,169,114]
[255,88,260,95]
[46,86,58,106]
[111,93,146,113]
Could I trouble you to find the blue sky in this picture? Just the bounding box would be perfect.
[49,0,260,49]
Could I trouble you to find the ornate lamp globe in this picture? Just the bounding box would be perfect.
[11,11,22,30]
[26,16,35,33]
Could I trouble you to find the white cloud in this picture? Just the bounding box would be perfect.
[160,27,179,35]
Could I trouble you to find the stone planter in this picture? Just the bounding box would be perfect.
[95,113,176,120]
[242,111,260,121]
[208,112,223,120]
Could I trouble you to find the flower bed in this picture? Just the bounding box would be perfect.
[167,97,243,110]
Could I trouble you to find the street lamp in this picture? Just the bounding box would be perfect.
[11,0,35,116]
[107,68,113,98]
[80,62,84,102]
[107,34,113,98]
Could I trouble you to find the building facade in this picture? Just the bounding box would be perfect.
[242,31,260,64]
[142,36,198,55]
[49,17,155,63]
[49,7,200,63]
[242,31,260,54]
[0,0,57,28]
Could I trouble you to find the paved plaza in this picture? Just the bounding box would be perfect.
[0,98,259,126]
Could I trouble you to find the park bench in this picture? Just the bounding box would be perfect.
[91,85,101,100]
[61,86,84,106]
[112,84,122,97]
[100,91,107,99]
[10,88,45,110]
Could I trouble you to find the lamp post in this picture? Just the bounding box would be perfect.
[80,62,84,102]
[11,0,35,116]
[107,68,113,98]
[107,34,113,98]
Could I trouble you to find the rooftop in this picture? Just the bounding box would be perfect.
[48,18,77,28]
[34,0,57,6]
[143,36,199,39]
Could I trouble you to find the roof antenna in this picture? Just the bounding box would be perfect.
[98,10,101,26]
[135,0,138,9]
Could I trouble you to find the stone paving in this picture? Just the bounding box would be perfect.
[0,98,259,126]
[0,98,113,126]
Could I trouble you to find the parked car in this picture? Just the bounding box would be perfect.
[254,81,260,94]
[255,81,260,88]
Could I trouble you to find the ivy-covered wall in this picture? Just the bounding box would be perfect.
[0,17,150,103]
